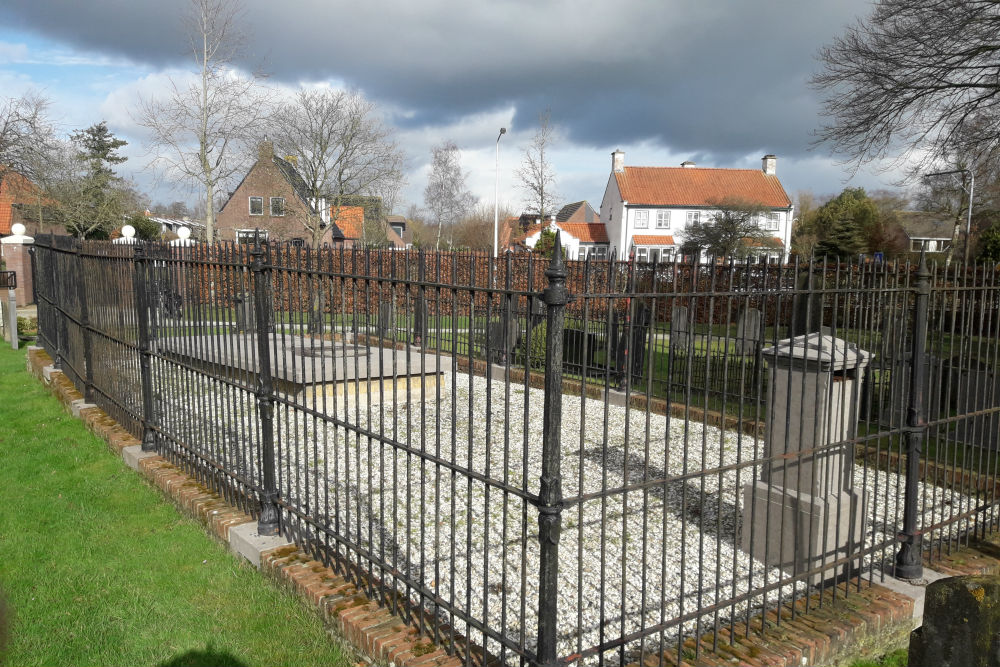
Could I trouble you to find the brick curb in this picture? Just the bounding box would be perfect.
[24,346,463,667]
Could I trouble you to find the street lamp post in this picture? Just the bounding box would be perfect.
[926,167,975,266]
[493,127,506,259]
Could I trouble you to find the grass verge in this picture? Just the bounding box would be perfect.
[0,346,355,667]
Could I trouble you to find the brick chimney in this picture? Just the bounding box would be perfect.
[258,140,274,161]
[762,154,777,175]
[612,150,625,173]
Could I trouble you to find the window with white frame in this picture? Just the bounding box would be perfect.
[634,210,649,229]
[686,210,701,225]
[636,247,648,262]
[593,246,607,260]
[236,229,269,244]
[656,210,671,229]
[270,197,285,216]
[762,212,779,230]
[249,196,263,215]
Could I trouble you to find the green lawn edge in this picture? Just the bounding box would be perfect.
[0,346,355,667]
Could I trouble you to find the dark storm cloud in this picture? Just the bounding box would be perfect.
[0,0,870,160]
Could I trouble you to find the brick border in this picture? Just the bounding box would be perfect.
[27,344,1000,667]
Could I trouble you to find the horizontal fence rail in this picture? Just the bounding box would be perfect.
[32,233,1000,667]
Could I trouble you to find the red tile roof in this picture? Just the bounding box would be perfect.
[632,234,675,246]
[509,221,610,248]
[615,167,791,208]
[558,223,608,243]
[330,205,365,239]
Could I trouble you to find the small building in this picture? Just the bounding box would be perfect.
[217,141,346,245]
[599,151,794,262]
[511,216,610,260]
[897,211,954,254]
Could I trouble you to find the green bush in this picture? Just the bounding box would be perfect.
[17,316,37,337]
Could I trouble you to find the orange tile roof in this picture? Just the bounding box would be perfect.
[558,222,608,244]
[632,234,675,245]
[330,205,365,239]
[615,167,791,208]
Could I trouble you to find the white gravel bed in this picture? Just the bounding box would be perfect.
[155,363,975,665]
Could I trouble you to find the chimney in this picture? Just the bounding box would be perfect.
[258,140,274,161]
[612,149,625,173]
[762,154,777,175]
[681,160,696,168]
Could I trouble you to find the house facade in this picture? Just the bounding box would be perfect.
[217,141,345,245]
[599,151,794,262]
[512,216,610,260]
[896,211,953,254]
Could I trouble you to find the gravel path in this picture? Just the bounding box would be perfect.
[156,364,974,665]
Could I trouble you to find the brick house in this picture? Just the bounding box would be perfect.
[217,141,346,245]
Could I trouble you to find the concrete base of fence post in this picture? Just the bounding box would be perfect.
[70,399,96,418]
[121,444,157,472]
[909,575,1000,667]
[42,364,56,383]
[229,521,292,569]
[742,480,869,585]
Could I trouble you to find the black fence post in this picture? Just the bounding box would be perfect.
[50,239,62,370]
[133,244,157,453]
[75,240,95,403]
[251,234,280,536]
[536,232,568,667]
[896,250,930,579]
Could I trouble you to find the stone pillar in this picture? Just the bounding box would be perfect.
[742,333,871,583]
[1,224,35,306]
[671,305,690,351]
[736,306,762,355]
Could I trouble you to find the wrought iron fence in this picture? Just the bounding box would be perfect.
[32,232,1000,667]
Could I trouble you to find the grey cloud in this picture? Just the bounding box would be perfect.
[1,0,870,161]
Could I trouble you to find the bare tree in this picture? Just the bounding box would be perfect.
[814,0,1000,170]
[0,92,54,189]
[423,141,475,250]
[679,198,779,259]
[270,88,405,249]
[516,109,559,218]
[135,0,271,242]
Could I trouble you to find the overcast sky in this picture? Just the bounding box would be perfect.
[0,0,904,215]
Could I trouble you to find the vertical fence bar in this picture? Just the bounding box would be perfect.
[50,239,63,370]
[134,244,157,453]
[895,250,930,579]
[251,235,281,536]
[75,240,95,402]
[536,233,568,667]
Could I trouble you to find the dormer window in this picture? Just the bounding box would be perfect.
[249,197,263,216]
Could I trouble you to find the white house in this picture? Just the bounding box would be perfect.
[512,216,610,260]
[599,151,795,262]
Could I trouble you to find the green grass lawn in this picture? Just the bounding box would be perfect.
[0,346,355,667]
